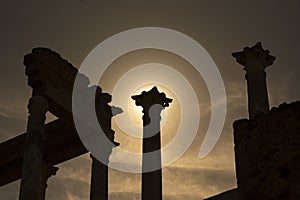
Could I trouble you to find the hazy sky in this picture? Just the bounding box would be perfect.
[0,1,299,199]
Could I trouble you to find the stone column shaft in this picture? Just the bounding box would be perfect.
[90,155,109,200]
[142,114,162,200]
[19,96,48,200]
[246,71,269,119]
[132,86,172,200]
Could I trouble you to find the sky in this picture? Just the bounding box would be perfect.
[0,0,300,199]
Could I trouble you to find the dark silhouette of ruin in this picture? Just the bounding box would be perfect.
[205,43,300,199]
[0,42,299,200]
[0,48,122,200]
[90,86,123,200]
[232,42,276,119]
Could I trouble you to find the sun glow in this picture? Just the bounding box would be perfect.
[127,84,178,130]
[112,82,181,154]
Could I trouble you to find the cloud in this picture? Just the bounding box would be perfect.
[109,192,140,200]
[162,166,236,199]
[47,177,90,200]
[43,158,235,200]
[268,69,300,106]
[0,181,20,200]
[0,113,26,142]
[224,81,248,119]
[109,191,203,200]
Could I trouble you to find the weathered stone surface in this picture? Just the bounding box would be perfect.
[94,86,122,148]
[19,96,48,200]
[232,42,275,72]
[233,101,300,200]
[24,48,78,120]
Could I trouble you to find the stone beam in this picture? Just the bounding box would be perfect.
[0,119,87,187]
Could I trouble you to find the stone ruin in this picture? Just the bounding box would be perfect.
[206,43,300,200]
[234,101,300,199]
[231,43,300,200]
[0,48,122,200]
[0,42,299,200]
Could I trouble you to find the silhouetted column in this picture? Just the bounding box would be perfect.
[90,155,109,200]
[19,96,49,200]
[90,87,122,200]
[132,86,172,200]
[232,42,276,119]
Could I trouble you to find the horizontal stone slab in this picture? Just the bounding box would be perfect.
[0,119,87,187]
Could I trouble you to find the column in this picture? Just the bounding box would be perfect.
[232,42,276,119]
[90,155,109,200]
[132,86,172,200]
[90,87,122,200]
[19,96,49,200]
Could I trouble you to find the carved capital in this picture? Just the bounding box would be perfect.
[232,42,276,72]
[131,86,172,114]
[94,86,122,147]
[132,86,172,127]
